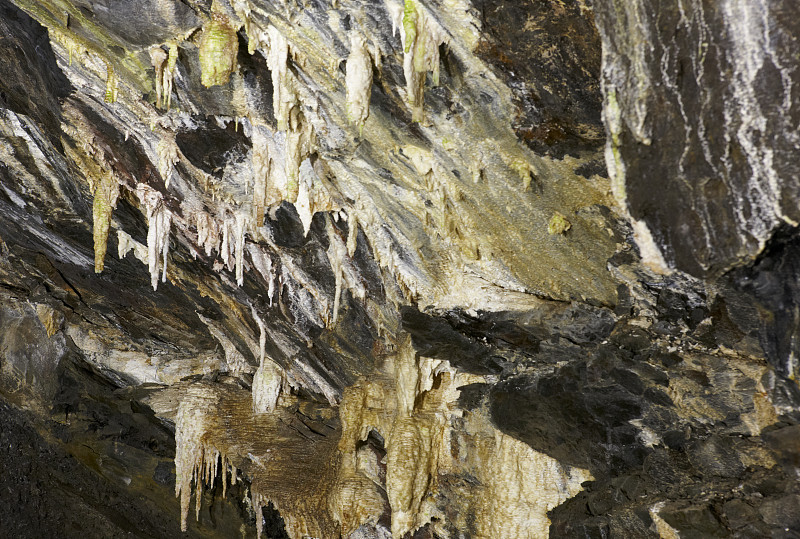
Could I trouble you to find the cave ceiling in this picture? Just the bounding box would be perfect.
[1,0,799,537]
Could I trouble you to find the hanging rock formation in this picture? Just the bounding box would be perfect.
[0,0,799,537]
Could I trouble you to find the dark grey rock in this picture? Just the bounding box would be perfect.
[594,0,800,278]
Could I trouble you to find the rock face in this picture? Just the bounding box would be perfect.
[0,0,798,537]
[595,0,800,278]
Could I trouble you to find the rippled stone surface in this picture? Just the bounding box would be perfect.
[1,0,799,537]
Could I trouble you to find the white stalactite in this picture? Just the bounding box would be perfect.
[247,243,276,305]
[295,168,313,236]
[157,136,179,188]
[345,33,373,133]
[117,229,148,264]
[137,184,171,291]
[196,212,221,257]
[252,358,283,413]
[234,210,250,286]
[265,26,293,131]
[251,125,271,223]
[347,212,359,257]
[149,41,178,110]
[149,47,168,109]
[175,384,224,532]
[326,215,349,325]
[221,213,235,271]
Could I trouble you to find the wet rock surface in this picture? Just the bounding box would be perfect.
[473,0,605,158]
[594,0,800,278]
[0,0,799,537]
[0,353,256,538]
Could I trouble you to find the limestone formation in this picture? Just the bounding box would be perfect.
[0,0,799,537]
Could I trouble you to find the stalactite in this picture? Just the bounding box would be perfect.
[335,337,592,539]
[347,212,359,257]
[104,62,118,103]
[165,41,178,109]
[390,0,448,122]
[220,213,235,271]
[325,215,348,325]
[148,41,179,110]
[195,212,221,257]
[295,159,341,237]
[265,25,294,131]
[345,33,373,134]
[116,229,148,264]
[295,169,314,237]
[252,357,283,413]
[136,185,171,290]
[90,172,120,273]
[251,125,271,223]
[175,384,223,532]
[157,136,179,188]
[149,46,168,109]
[284,116,313,204]
[234,210,250,286]
[199,3,239,88]
[247,244,276,305]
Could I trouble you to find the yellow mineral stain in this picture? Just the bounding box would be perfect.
[199,6,238,88]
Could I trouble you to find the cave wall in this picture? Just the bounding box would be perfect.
[0,0,799,537]
[595,0,800,278]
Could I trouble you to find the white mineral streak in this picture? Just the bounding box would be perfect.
[599,1,665,271]
[603,0,795,272]
[136,184,171,290]
[345,33,373,133]
[603,86,673,275]
[250,304,267,364]
[389,0,449,121]
[602,89,627,205]
[602,0,653,147]
[292,355,340,406]
[722,0,794,230]
[197,312,251,376]
[649,502,681,539]
[631,219,672,275]
[279,259,330,329]
[116,229,149,264]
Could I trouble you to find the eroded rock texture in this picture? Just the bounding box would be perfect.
[0,0,799,537]
[595,0,800,278]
